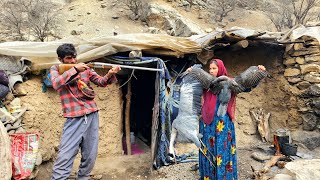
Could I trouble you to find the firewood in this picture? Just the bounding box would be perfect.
[251,166,270,180]
[250,108,270,142]
[260,155,282,173]
[276,160,286,169]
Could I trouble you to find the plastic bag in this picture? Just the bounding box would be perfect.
[0,70,9,85]
[0,84,9,99]
[10,132,39,180]
[42,69,52,92]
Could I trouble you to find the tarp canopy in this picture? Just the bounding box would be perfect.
[0,26,319,71]
[0,34,202,71]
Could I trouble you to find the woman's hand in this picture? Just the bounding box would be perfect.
[258,65,266,71]
[186,67,192,72]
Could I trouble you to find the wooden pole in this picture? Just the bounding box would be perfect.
[151,70,160,170]
[125,80,132,155]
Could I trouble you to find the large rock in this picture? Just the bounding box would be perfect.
[300,64,320,74]
[291,130,320,150]
[301,84,320,97]
[295,57,305,64]
[285,159,320,180]
[296,81,311,90]
[305,54,320,62]
[284,68,301,77]
[284,58,296,66]
[301,113,318,131]
[304,72,320,83]
[310,97,320,108]
[273,174,293,180]
[290,47,320,56]
[142,3,204,37]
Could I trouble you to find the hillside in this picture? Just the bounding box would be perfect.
[55,0,274,39]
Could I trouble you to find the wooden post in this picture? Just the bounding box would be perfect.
[151,70,160,170]
[125,80,132,155]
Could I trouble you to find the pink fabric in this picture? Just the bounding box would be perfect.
[201,59,236,125]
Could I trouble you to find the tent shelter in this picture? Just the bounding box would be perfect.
[0,25,319,169]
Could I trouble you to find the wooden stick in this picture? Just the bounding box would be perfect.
[125,80,132,155]
[260,155,282,173]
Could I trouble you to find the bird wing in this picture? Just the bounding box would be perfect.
[230,66,272,94]
[183,65,216,89]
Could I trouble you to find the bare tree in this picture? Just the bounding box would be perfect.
[261,1,293,31]
[0,0,25,40]
[121,0,144,18]
[237,0,261,10]
[26,0,57,41]
[0,0,57,41]
[261,0,319,31]
[208,0,238,22]
[292,0,318,25]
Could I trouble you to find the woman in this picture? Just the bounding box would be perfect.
[199,59,265,180]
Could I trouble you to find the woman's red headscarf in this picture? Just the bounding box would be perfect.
[201,59,236,125]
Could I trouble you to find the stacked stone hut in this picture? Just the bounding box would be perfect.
[284,35,320,132]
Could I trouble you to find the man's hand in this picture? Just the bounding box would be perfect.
[258,65,266,71]
[106,65,121,78]
[74,63,90,72]
[109,66,121,75]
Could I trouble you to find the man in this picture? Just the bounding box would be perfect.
[50,43,121,180]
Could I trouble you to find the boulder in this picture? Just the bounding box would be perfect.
[142,3,203,37]
[285,159,320,180]
[284,68,301,77]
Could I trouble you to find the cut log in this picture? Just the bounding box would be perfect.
[230,40,249,51]
[0,121,12,180]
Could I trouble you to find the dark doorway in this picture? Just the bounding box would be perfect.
[121,68,156,154]
[130,70,156,146]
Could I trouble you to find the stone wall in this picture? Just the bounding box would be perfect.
[283,38,320,131]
